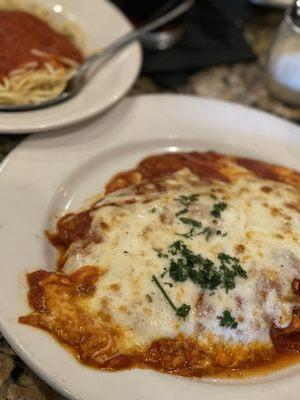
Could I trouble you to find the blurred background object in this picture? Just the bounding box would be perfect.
[123,0,300,121]
[250,0,292,7]
[267,0,300,105]
[112,0,256,87]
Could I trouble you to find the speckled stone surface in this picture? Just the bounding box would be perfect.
[0,335,63,400]
[1,6,300,400]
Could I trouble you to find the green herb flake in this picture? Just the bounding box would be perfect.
[175,194,200,207]
[176,304,191,319]
[216,230,227,237]
[150,207,157,213]
[160,270,168,278]
[167,241,222,290]
[166,242,246,293]
[179,217,202,228]
[217,310,238,329]
[176,231,194,239]
[218,253,247,278]
[218,252,247,292]
[169,240,183,255]
[220,265,236,292]
[210,193,218,200]
[177,217,217,242]
[200,226,214,241]
[152,275,177,311]
[152,275,190,319]
[176,217,203,239]
[153,248,168,259]
[146,294,153,303]
[175,208,188,217]
[211,202,228,218]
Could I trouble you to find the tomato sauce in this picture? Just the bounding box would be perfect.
[105,152,300,195]
[0,10,83,77]
[20,151,300,379]
[20,259,300,379]
[55,211,92,247]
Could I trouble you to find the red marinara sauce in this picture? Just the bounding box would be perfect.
[0,10,83,78]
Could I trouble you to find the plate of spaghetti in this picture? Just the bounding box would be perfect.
[0,0,142,133]
[0,95,300,400]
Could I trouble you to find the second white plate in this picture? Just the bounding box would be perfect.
[0,0,142,134]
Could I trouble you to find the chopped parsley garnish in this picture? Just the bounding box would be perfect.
[168,241,222,290]
[211,202,228,218]
[217,310,238,329]
[174,194,202,234]
[175,194,200,207]
[200,226,214,241]
[176,230,193,240]
[173,194,228,241]
[176,218,217,241]
[175,208,188,217]
[150,207,157,213]
[219,266,236,291]
[176,217,203,239]
[153,248,168,259]
[179,217,202,228]
[152,275,176,311]
[218,253,247,278]
[216,230,227,237]
[166,241,246,292]
[176,304,191,319]
[152,275,191,320]
[160,270,168,278]
[169,240,183,255]
[218,252,247,292]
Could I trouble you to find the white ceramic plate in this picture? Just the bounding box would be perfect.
[0,0,142,134]
[0,95,300,400]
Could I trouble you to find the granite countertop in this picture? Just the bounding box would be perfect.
[1,6,300,400]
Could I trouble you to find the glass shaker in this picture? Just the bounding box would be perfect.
[267,0,300,106]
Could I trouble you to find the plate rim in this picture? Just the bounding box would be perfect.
[0,0,142,135]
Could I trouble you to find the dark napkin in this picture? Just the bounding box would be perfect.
[111,0,256,88]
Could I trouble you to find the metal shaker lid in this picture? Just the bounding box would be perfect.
[291,0,300,26]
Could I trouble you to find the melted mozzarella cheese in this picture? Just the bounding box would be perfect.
[62,169,300,351]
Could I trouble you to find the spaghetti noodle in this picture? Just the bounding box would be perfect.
[0,0,84,105]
